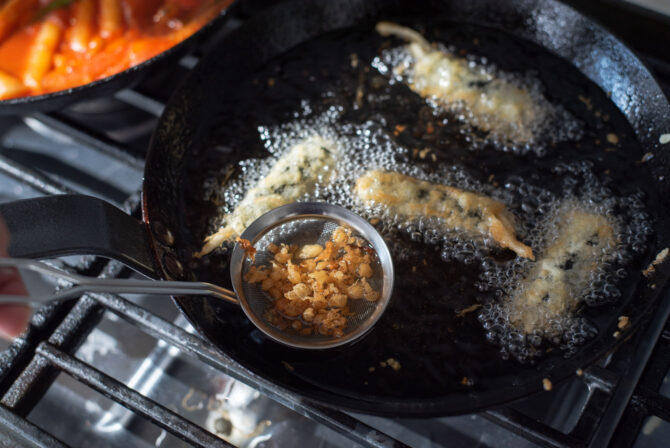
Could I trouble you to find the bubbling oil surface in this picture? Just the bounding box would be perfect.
[189,21,655,368]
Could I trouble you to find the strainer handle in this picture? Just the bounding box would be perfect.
[0,258,238,307]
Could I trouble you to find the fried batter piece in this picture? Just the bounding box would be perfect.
[376,21,547,144]
[508,204,616,334]
[353,170,533,259]
[196,135,337,257]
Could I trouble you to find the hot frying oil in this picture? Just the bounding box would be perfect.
[189,21,654,365]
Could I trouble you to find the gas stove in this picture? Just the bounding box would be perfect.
[1,1,669,447]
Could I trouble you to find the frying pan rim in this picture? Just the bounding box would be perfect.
[0,3,236,110]
[142,0,670,416]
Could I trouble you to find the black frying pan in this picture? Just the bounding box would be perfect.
[2,0,670,416]
[0,1,236,115]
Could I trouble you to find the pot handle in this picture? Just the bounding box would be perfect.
[0,195,159,279]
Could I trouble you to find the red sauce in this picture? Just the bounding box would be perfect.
[0,0,232,100]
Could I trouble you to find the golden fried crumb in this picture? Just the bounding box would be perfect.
[393,124,407,136]
[640,152,654,163]
[613,331,621,338]
[542,378,552,391]
[606,133,619,144]
[282,361,294,371]
[576,368,583,377]
[244,226,380,338]
[642,248,669,277]
[617,316,630,330]
[578,95,593,110]
[237,238,256,262]
[380,357,401,371]
[455,304,482,318]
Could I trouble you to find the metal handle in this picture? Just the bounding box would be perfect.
[0,258,238,307]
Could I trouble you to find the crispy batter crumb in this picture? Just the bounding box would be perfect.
[282,361,294,372]
[393,124,407,136]
[380,357,401,371]
[606,133,619,144]
[642,248,669,277]
[542,378,553,391]
[617,316,630,330]
[267,78,275,87]
[576,368,583,377]
[419,148,430,159]
[237,238,256,262]
[368,367,375,373]
[455,303,482,318]
[460,376,473,386]
[369,217,380,225]
[640,152,654,163]
[613,330,621,338]
[578,95,593,110]
[244,226,380,338]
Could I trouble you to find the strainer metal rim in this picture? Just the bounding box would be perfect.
[229,202,394,350]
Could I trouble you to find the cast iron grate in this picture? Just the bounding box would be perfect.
[1,1,669,447]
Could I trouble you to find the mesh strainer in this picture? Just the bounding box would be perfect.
[230,202,394,349]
